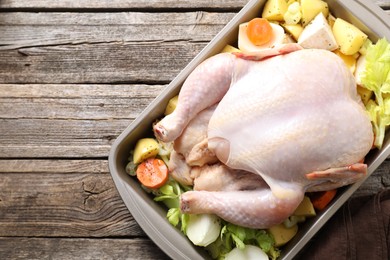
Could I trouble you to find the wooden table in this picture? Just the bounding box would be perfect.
[0,1,389,259]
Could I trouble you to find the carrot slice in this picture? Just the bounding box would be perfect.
[136,158,168,189]
[310,189,337,211]
[246,18,273,46]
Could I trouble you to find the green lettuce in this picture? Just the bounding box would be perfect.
[153,179,279,259]
[360,38,390,149]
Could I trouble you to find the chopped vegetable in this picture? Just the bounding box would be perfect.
[357,85,373,105]
[267,223,298,247]
[293,196,316,217]
[125,160,137,176]
[238,21,285,52]
[153,179,191,231]
[300,0,329,26]
[332,18,368,55]
[359,38,390,148]
[155,179,279,259]
[221,45,241,53]
[309,189,337,211]
[334,49,357,73]
[261,0,288,21]
[359,38,373,56]
[282,23,304,41]
[246,18,273,46]
[207,223,278,260]
[355,54,367,86]
[225,245,269,260]
[133,138,160,164]
[298,12,338,51]
[283,215,306,228]
[164,95,179,115]
[283,2,301,25]
[186,214,221,247]
[136,158,169,189]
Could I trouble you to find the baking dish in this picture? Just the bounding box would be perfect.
[109,0,390,259]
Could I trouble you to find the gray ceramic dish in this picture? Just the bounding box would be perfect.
[109,0,390,259]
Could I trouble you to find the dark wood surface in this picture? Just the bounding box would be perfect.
[0,1,389,259]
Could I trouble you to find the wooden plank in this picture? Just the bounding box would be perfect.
[0,12,235,50]
[0,0,387,10]
[0,118,129,158]
[2,0,246,9]
[0,160,146,237]
[0,237,170,260]
[0,12,235,84]
[0,159,108,173]
[0,83,166,158]
[0,84,165,119]
[0,41,206,84]
[0,83,164,158]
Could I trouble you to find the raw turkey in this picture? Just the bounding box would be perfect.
[153,44,374,229]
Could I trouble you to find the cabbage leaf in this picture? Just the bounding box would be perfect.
[359,38,390,148]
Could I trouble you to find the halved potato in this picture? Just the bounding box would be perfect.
[164,95,179,115]
[301,0,329,26]
[133,138,159,164]
[283,23,304,41]
[332,18,368,55]
[268,223,298,247]
[293,196,316,217]
[262,0,288,21]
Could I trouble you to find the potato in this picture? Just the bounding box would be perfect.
[164,95,178,115]
[287,0,298,5]
[327,13,336,28]
[332,18,368,55]
[262,0,288,22]
[221,44,241,53]
[268,223,298,247]
[334,49,357,73]
[284,2,301,25]
[357,85,373,105]
[293,196,316,217]
[133,138,159,164]
[300,0,329,26]
[282,23,304,41]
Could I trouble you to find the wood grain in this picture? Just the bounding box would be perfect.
[0,160,144,237]
[0,84,164,158]
[0,42,206,84]
[0,12,235,50]
[0,0,388,10]
[0,84,165,119]
[0,0,248,9]
[0,237,170,260]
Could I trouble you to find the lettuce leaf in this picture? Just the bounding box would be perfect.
[153,178,279,259]
[359,38,390,148]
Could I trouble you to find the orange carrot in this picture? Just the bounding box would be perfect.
[310,189,337,211]
[246,18,273,46]
[136,158,168,189]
